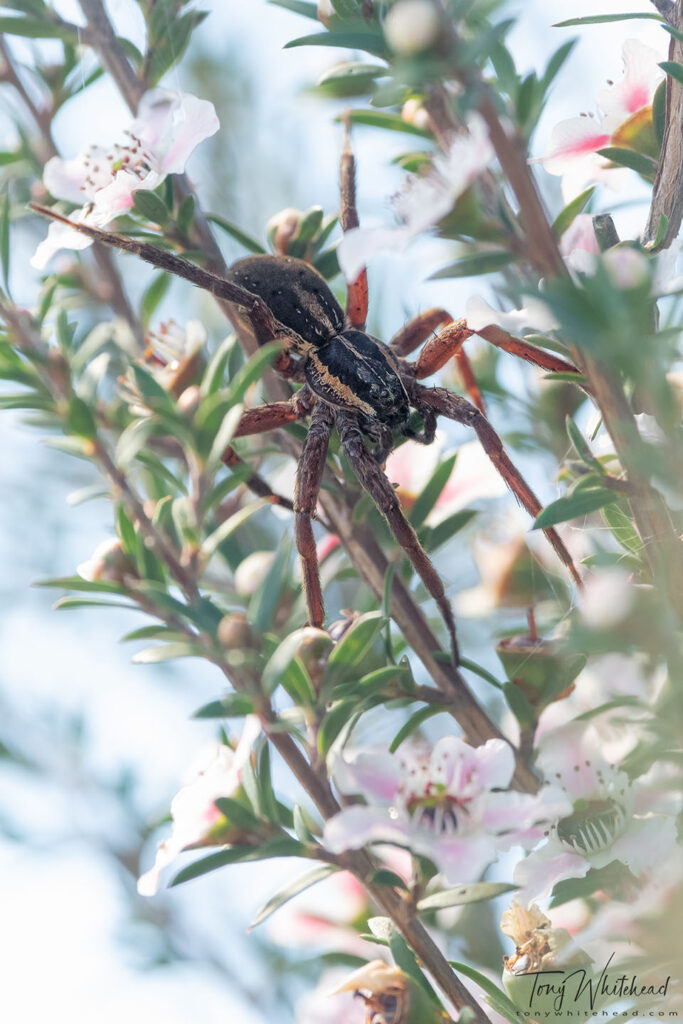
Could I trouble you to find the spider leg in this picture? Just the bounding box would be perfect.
[230,388,314,441]
[30,204,308,354]
[337,411,460,664]
[339,116,369,330]
[222,447,294,513]
[390,307,452,357]
[294,403,334,628]
[409,381,582,586]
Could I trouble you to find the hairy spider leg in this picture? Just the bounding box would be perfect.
[221,392,315,512]
[29,205,309,356]
[337,411,460,664]
[389,309,486,413]
[411,382,583,586]
[339,117,369,330]
[294,403,334,628]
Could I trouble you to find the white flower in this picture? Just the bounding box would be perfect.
[137,716,261,896]
[384,0,440,56]
[296,968,368,1024]
[514,723,679,902]
[338,115,493,282]
[465,295,558,335]
[535,39,663,200]
[323,737,570,883]
[32,89,219,269]
[385,434,507,523]
[578,568,635,630]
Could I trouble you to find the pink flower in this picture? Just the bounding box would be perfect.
[536,39,663,200]
[386,436,507,523]
[32,89,219,269]
[514,723,679,902]
[323,737,570,883]
[137,716,260,896]
[338,114,493,282]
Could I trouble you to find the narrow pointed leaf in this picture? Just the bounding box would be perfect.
[249,864,337,930]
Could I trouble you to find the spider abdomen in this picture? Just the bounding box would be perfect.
[228,254,344,347]
[305,330,410,429]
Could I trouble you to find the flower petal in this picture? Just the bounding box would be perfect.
[596,39,663,123]
[514,839,588,902]
[135,89,220,175]
[30,217,93,269]
[331,748,402,803]
[323,805,411,853]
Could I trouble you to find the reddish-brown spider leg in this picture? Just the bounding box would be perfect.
[390,309,486,413]
[337,412,460,664]
[294,403,334,628]
[411,381,582,587]
[221,447,294,513]
[339,116,369,329]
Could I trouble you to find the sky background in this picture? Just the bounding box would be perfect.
[0,1,669,1021]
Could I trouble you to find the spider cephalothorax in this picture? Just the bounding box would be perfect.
[30,131,582,666]
[229,254,429,452]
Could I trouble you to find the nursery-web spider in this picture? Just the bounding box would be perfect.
[31,133,581,665]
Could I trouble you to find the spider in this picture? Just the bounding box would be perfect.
[31,133,581,665]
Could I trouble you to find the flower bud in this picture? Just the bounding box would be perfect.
[317,0,335,27]
[77,537,135,584]
[177,384,201,418]
[401,97,434,132]
[234,550,275,596]
[603,245,650,290]
[496,634,586,712]
[384,0,440,56]
[217,611,255,650]
[266,207,304,255]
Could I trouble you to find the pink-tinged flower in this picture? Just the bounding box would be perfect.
[268,847,411,958]
[137,716,261,896]
[296,968,370,1024]
[338,114,493,282]
[514,722,679,902]
[323,737,571,883]
[536,39,663,200]
[465,295,558,335]
[386,436,507,523]
[31,89,219,269]
[537,653,665,763]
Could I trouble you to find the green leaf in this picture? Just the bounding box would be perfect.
[170,838,308,886]
[317,59,387,87]
[597,147,657,179]
[660,59,683,88]
[532,488,617,529]
[207,402,245,473]
[503,682,535,729]
[206,214,266,254]
[35,575,125,595]
[653,79,667,149]
[249,864,336,930]
[293,803,318,843]
[269,0,319,18]
[389,704,447,752]
[459,656,503,690]
[115,418,156,469]
[369,869,409,890]
[408,453,457,529]
[541,38,577,94]
[201,497,269,561]
[176,194,195,238]
[140,271,171,328]
[429,251,515,280]
[565,415,603,472]
[227,341,282,404]
[552,186,595,238]
[132,190,169,225]
[389,928,441,1007]
[262,627,331,698]
[553,13,662,27]
[0,15,79,39]
[192,694,256,718]
[323,610,385,687]
[424,509,477,552]
[0,188,10,295]
[417,881,516,912]
[213,796,261,832]
[53,597,135,611]
[549,861,635,907]
[132,641,205,664]
[284,30,387,58]
[345,109,431,138]
[67,395,97,439]
[602,501,642,555]
[317,698,361,756]
[448,961,521,1024]
[146,8,208,84]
